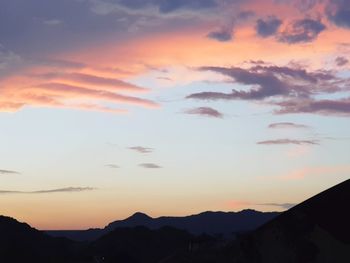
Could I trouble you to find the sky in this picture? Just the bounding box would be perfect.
[0,0,350,230]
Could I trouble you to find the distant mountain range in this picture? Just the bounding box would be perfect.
[1,179,349,262]
[47,209,280,241]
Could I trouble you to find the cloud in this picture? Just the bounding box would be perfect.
[184,107,223,118]
[114,0,218,13]
[32,83,157,108]
[268,122,309,129]
[129,146,154,153]
[207,27,233,42]
[186,63,350,117]
[0,169,20,175]
[335,56,349,66]
[139,163,162,168]
[257,139,319,145]
[37,72,149,92]
[255,17,282,38]
[187,64,338,101]
[278,18,326,44]
[105,164,120,169]
[327,0,350,29]
[258,203,295,209]
[275,98,350,116]
[0,187,95,195]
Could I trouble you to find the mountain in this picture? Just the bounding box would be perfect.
[106,210,280,236]
[237,179,350,263]
[0,215,86,263]
[47,210,280,241]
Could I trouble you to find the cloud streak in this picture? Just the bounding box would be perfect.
[257,139,319,145]
[268,122,309,129]
[0,169,20,175]
[139,163,162,169]
[0,187,95,195]
[105,164,120,169]
[129,146,154,153]
[184,107,223,118]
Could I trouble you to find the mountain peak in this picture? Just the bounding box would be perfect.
[128,212,152,220]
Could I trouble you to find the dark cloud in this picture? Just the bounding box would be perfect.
[275,98,350,116]
[257,139,319,145]
[105,164,120,169]
[0,187,95,194]
[187,64,338,101]
[0,0,127,55]
[255,17,282,37]
[0,169,20,175]
[184,107,223,118]
[259,202,296,209]
[116,0,218,13]
[327,0,350,29]
[278,19,326,44]
[207,27,233,42]
[129,146,154,153]
[335,56,349,66]
[268,122,309,129]
[139,163,162,168]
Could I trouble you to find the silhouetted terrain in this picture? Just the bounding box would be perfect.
[0,216,87,263]
[162,179,350,263]
[1,179,349,262]
[47,209,279,241]
[89,226,193,263]
[236,178,350,263]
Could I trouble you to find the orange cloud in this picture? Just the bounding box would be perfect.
[0,63,158,113]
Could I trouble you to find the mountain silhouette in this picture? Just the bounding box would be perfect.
[48,209,279,241]
[106,209,279,237]
[0,216,85,263]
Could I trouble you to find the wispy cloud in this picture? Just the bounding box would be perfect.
[0,169,20,175]
[0,187,95,195]
[268,122,309,129]
[139,163,162,169]
[184,107,223,118]
[129,146,154,153]
[257,139,319,145]
[105,164,120,169]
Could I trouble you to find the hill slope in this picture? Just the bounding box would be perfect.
[237,179,350,263]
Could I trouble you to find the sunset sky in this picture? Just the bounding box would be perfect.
[1,0,350,230]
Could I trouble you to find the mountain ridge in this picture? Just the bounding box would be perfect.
[46,209,280,241]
